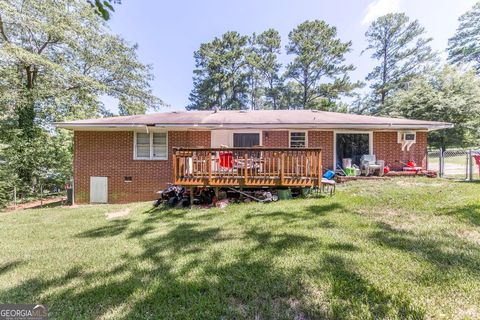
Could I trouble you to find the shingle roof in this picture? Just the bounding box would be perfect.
[56,110,453,131]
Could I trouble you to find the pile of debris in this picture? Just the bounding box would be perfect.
[154,185,293,209]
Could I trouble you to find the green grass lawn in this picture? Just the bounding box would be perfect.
[1,178,479,319]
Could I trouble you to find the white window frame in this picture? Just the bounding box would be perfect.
[289,130,308,148]
[133,131,168,160]
[333,130,373,169]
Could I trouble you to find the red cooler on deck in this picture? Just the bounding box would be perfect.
[219,152,233,169]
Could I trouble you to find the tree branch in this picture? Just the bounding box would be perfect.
[38,35,58,54]
[0,14,10,43]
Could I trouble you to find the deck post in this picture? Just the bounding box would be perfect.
[207,151,212,185]
[317,151,322,187]
[244,152,248,185]
[280,151,285,184]
[172,150,177,184]
[190,187,194,208]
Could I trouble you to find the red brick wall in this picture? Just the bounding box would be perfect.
[308,131,334,170]
[74,130,210,204]
[373,131,427,170]
[262,131,289,147]
[74,129,428,203]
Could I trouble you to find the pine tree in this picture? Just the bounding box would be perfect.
[448,2,480,73]
[188,32,249,110]
[248,29,283,109]
[363,13,436,114]
[284,20,357,110]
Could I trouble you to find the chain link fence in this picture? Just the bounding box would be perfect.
[3,181,72,211]
[428,148,480,181]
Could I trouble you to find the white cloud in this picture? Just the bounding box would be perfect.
[362,0,401,25]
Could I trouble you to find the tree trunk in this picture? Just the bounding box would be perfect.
[16,65,38,187]
[303,71,308,109]
[380,35,388,110]
[269,78,277,110]
[18,91,36,138]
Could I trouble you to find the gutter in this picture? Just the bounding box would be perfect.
[154,122,454,131]
[54,123,150,132]
[55,122,453,131]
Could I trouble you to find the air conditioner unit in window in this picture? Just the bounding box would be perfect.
[397,131,416,151]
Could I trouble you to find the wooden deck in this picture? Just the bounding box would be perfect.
[173,147,323,187]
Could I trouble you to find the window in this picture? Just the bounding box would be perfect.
[134,132,168,160]
[233,133,260,147]
[290,131,306,148]
[136,133,150,158]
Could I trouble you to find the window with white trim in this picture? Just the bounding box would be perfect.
[134,132,167,160]
[290,131,306,148]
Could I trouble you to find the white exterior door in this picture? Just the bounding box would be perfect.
[90,176,108,203]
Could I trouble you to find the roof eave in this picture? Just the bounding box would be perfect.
[54,123,150,131]
[55,122,453,131]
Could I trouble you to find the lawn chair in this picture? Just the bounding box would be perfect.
[321,169,336,196]
[360,155,384,176]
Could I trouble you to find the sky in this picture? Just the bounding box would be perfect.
[104,0,478,113]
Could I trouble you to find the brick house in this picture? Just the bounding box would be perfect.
[56,110,452,204]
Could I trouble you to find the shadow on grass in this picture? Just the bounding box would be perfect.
[127,225,155,239]
[0,260,23,276]
[0,244,421,319]
[244,228,319,253]
[0,201,432,319]
[371,222,480,276]
[244,203,344,225]
[139,222,224,260]
[318,254,425,319]
[307,203,343,215]
[440,203,480,226]
[327,243,359,251]
[76,219,131,238]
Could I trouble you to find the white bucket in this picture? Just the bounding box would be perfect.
[342,158,352,168]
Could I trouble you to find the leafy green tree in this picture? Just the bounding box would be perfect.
[0,0,161,191]
[0,144,14,208]
[389,66,480,149]
[87,0,118,20]
[448,2,480,73]
[284,20,357,110]
[363,13,436,114]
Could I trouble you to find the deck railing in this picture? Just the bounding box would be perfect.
[172,147,322,187]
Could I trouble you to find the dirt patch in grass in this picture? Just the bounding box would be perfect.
[106,208,131,220]
[457,229,480,245]
[356,208,403,218]
[287,298,308,320]
[395,180,447,188]
[229,297,247,317]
